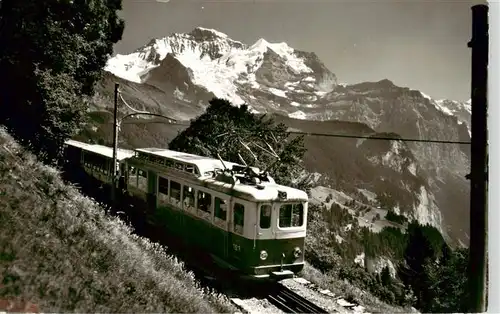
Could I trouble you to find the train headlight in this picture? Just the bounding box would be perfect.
[260,250,268,261]
[293,247,302,259]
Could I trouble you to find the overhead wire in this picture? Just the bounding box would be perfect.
[112,89,471,145]
[112,120,471,145]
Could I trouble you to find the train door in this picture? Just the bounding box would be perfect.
[228,199,246,266]
[257,203,274,240]
[213,195,230,260]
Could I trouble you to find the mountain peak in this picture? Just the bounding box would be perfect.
[250,38,294,55]
[105,28,334,105]
[188,27,230,40]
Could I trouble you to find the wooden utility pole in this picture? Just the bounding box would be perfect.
[467,4,488,313]
[111,83,119,214]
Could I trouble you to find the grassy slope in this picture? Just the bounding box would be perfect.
[0,127,237,313]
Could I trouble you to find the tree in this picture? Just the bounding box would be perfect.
[0,0,125,163]
[397,222,445,311]
[168,98,310,189]
[423,247,469,313]
[380,265,392,287]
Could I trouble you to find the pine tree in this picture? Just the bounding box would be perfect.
[380,265,392,287]
[398,222,436,311]
[0,0,125,162]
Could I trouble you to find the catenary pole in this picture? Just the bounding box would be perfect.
[467,4,488,313]
[111,83,119,214]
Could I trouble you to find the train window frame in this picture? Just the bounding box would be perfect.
[137,168,148,192]
[154,156,165,166]
[278,203,304,228]
[127,165,138,187]
[185,164,195,174]
[214,197,227,221]
[197,190,212,214]
[259,204,272,229]
[158,176,169,204]
[234,203,245,234]
[183,185,196,209]
[169,180,182,206]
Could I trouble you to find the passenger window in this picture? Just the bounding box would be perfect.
[214,197,227,220]
[175,163,184,171]
[137,169,148,191]
[183,185,195,209]
[197,191,212,213]
[154,156,164,165]
[158,176,169,204]
[260,205,272,229]
[234,203,245,234]
[169,180,181,205]
[279,203,304,228]
[127,166,137,187]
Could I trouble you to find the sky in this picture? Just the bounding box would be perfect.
[114,0,485,102]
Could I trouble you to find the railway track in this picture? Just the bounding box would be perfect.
[266,283,329,313]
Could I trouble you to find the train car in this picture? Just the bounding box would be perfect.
[125,147,309,280]
[62,139,135,185]
[62,139,309,280]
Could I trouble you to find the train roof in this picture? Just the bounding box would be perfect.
[135,147,253,176]
[65,140,135,161]
[202,177,309,202]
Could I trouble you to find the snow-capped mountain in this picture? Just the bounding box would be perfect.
[435,98,471,135]
[419,92,471,135]
[104,27,337,115]
[94,27,471,246]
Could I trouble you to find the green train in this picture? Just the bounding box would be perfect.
[62,139,309,280]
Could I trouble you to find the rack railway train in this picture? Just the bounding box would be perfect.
[62,139,309,280]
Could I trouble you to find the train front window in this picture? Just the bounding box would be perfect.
[279,203,304,228]
[260,205,272,229]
